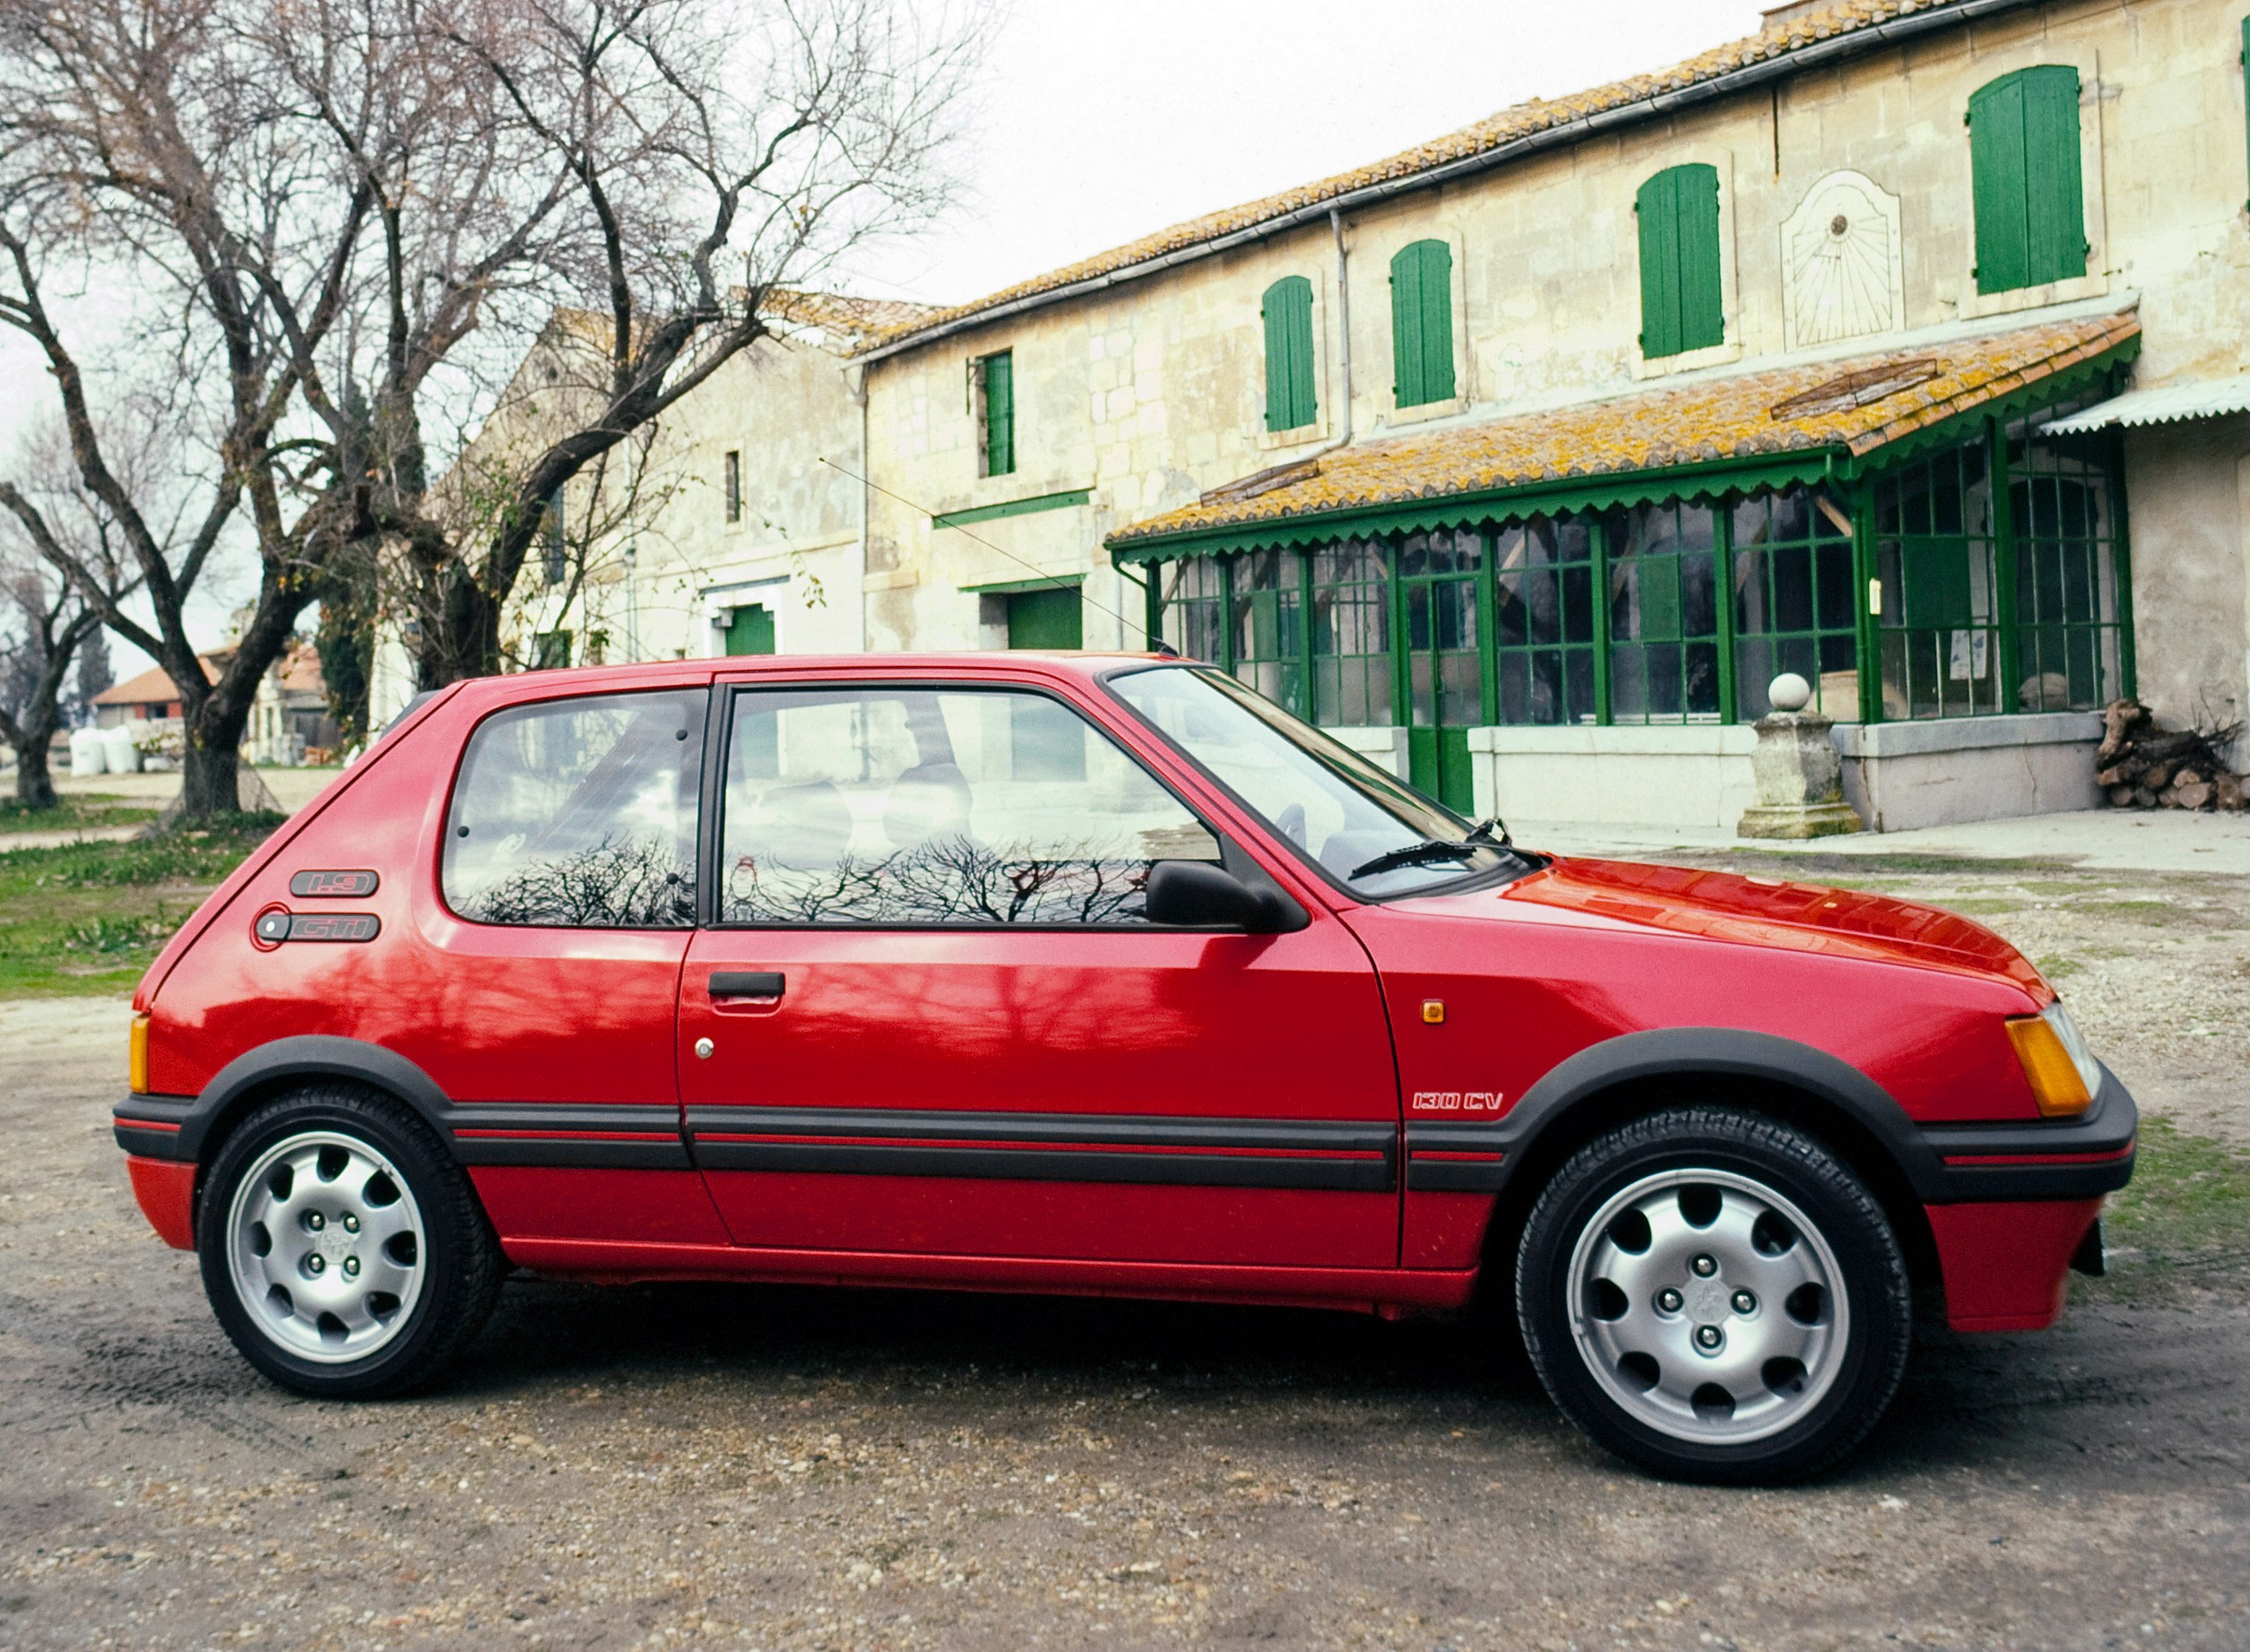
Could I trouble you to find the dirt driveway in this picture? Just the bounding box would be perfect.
[2,850,2246,1652]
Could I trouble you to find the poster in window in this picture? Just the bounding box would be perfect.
[1947,630,1989,681]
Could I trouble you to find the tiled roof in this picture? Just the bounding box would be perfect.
[92,656,220,706]
[764,289,948,350]
[856,0,1999,354]
[1108,311,2140,546]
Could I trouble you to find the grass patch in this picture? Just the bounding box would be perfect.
[0,793,159,835]
[2085,1117,2250,1303]
[2017,878,2108,897]
[0,815,282,999]
[1937,896,2026,916]
[2034,954,2083,982]
[2077,898,2176,925]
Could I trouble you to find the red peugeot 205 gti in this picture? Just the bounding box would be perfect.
[113,653,2131,1481]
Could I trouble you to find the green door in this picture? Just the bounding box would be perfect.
[724,604,775,656]
[1005,585,1082,650]
[1398,535,1483,815]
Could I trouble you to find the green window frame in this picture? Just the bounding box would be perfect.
[1230,548,1307,714]
[1491,515,1600,725]
[1968,65,2086,295]
[1872,441,2003,719]
[531,628,572,670]
[2007,419,2128,713]
[1260,276,1318,432]
[1730,489,1859,721]
[1635,163,1725,359]
[1600,502,1726,722]
[541,486,567,586]
[1154,556,1226,664]
[978,350,1016,477]
[1389,239,1456,408]
[1310,541,1394,727]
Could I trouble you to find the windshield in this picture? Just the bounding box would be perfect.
[1106,665,1529,896]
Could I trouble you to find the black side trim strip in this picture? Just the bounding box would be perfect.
[445,1103,690,1171]
[685,1107,1395,1190]
[1404,1119,1510,1192]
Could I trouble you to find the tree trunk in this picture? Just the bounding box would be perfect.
[178,733,242,820]
[11,735,57,808]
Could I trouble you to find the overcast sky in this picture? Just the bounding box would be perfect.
[61,0,1768,676]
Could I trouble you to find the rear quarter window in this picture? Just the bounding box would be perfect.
[443,689,705,927]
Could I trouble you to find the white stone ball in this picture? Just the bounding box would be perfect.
[1768,672,1813,714]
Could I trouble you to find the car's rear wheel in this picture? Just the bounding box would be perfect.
[1515,1106,1910,1483]
[197,1085,502,1397]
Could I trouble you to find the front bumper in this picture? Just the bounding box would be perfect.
[1918,1061,2137,1203]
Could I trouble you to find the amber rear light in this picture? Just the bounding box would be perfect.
[129,1012,150,1095]
[2006,1015,2092,1118]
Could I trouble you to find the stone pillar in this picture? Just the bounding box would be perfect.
[1736,673,1865,839]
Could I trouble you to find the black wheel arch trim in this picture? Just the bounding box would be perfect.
[1467,1027,2136,1206]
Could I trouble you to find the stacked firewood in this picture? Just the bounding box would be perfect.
[2096,699,2246,810]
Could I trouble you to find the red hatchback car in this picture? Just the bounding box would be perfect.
[113,653,2132,1482]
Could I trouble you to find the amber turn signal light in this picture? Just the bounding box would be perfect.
[2006,1014,2091,1118]
[129,1011,150,1095]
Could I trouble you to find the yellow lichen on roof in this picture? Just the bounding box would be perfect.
[857,0,1981,353]
[1109,312,2140,545]
[763,289,948,350]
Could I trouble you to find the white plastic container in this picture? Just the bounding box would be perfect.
[70,726,108,776]
[100,724,141,775]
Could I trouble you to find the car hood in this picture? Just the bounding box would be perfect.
[1422,855,2048,999]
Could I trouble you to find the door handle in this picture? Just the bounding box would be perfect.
[709,970,786,1001]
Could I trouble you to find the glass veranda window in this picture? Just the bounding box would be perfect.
[1493,515,1598,727]
[1732,489,1859,721]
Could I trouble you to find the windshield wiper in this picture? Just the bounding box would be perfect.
[1348,816,1514,881]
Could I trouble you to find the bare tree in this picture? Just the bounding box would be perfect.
[0,423,140,808]
[0,0,986,820]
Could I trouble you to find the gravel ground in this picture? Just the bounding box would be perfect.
[3,852,2246,1652]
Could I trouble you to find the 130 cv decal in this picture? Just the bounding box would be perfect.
[1409,1091,1504,1112]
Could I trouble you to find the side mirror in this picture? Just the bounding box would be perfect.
[1146,859,1294,931]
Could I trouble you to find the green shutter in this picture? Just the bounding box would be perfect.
[982,350,1015,477]
[724,604,775,656]
[1636,164,1722,359]
[1389,240,1455,408]
[1261,276,1317,431]
[1970,66,2082,294]
[1006,585,1082,650]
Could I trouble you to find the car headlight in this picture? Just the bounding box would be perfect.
[2005,1000,2103,1118]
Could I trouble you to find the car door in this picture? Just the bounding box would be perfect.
[678,676,1400,1269]
[402,682,729,1247]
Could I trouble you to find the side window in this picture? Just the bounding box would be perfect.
[1967,65,2085,294]
[1389,239,1456,407]
[1636,163,1724,359]
[1260,274,1317,431]
[444,689,705,928]
[717,687,1219,925]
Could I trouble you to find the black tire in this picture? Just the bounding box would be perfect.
[1514,1106,1910,1484]
[196,1084,504,1397]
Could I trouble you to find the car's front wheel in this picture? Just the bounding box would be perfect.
[1516,1106,1911,1483]
[197,1085,503,1397]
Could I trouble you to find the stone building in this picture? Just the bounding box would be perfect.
[476,0,2250,831]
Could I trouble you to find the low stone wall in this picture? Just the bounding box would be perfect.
[1833,711,2103,832]
[1434,714,2102,832]
[1467,724,1760,829]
